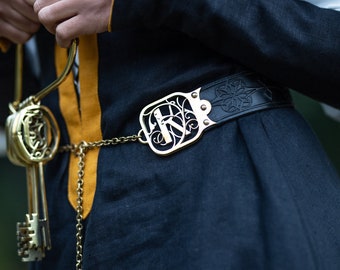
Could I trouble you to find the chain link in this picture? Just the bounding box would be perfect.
[59,135,141,154]
[75,142,86,270]
[60,135,141,270]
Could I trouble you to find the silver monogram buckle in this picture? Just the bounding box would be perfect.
[138,88,216,155]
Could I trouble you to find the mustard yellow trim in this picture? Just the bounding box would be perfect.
[55,45,82,141]
[0,38,11,53]
[76,35,102,218]
[56,35,102,218]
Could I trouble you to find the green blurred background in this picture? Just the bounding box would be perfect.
[292,92,340,172]
[0,92,339,270]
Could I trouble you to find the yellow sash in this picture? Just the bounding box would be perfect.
[56,35,102,218]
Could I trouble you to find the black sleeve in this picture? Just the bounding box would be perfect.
[110,0,340,108]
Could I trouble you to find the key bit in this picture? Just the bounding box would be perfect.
[26,213,42,248]
[21,247,45,262]
[17,220,46,262]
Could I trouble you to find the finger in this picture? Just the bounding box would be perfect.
[33,0,62,13]
[24,0,36,6]
[4,5,40,34]
[0,18,33,44]
[36,1,77,34]
[55,14,100,48]
[13,0,40,23]
[55,16,81,48]
[9,0,39,23]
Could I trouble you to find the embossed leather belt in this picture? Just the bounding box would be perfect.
[138,71,292,155]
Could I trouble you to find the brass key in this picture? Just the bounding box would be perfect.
[6,40,78,262]
[7,104,59,261]
[17,163,51,261]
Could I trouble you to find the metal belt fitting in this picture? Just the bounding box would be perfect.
[138,71,292,155]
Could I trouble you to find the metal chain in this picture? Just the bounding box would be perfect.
[75,142,86,270]
[60,135,141,270]
[59,135,141,154]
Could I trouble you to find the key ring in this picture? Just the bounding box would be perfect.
[6,39,79,166]
[11,39,78,112]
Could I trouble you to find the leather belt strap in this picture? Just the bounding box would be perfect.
[138,72,292,155]
[199,72,292,123]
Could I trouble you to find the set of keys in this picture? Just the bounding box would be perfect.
[5,41,77,261]
[6,103,59,261]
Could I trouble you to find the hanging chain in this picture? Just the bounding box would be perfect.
[60,135,141,270]
[75,142,86,270]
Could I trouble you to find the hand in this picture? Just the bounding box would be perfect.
[33,0,113,48]
[0,0,40,44]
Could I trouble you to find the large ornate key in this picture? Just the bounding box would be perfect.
[6,40,77,261]
[6,103,59,261]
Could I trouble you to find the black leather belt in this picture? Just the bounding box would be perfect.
[138,71,292,155]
